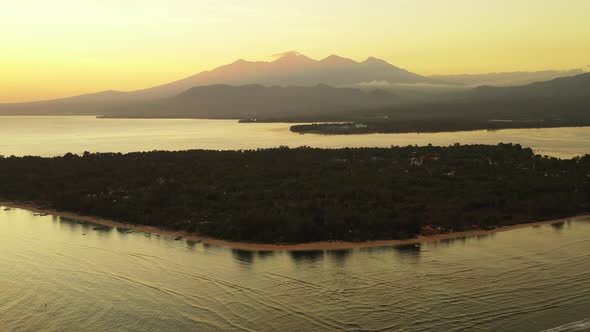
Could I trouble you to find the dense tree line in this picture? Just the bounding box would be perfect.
[0,144,588,243]
[290,118,590,135]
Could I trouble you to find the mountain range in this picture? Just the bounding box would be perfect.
[0,52,587,119]
[0,52,434,107]
[100,72,590,120]
[134,51,440,99]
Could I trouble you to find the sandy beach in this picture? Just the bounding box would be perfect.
[1,201,588,251]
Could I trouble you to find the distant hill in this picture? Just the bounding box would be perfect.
[269,72,590,123]
[103,84,398,119]
[472,72,590,99]
[0,90,135,115]
[431,69,584,87]
[360,72,590,124]
[290,73,590,133]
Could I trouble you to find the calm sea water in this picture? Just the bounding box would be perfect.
[2,117,590,331]
[1,207,590,331]
[0,116,589,158]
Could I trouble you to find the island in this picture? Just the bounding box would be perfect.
[290,119,590,135]
[0,144,588,244]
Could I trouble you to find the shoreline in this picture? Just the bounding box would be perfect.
[290,124,590,136]
[1,201,588,251]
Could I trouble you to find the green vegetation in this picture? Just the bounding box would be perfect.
[0,144,588,244]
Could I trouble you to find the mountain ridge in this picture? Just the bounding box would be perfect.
[131,51,437,99]
[473,72,590,98]
[0,52,437,108]
[102,84,398,119]
[1,56,587,118]
[431,69,585,87]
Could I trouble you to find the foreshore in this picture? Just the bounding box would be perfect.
[1,201,588,252]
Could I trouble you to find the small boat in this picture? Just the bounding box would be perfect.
[174,236,183,241]
[3,208,11,211]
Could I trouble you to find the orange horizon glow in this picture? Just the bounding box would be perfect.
[1,0,589,103]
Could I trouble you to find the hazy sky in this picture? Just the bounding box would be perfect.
[1,0,589,102]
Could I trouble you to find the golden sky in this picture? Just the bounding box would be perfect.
[1,0,589,102]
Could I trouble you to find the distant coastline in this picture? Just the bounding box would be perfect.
[289,121,590,135]
[92,115,590,136]
[2,201,588,252]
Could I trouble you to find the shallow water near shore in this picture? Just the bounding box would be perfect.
[1,207,590,331]
[1,116,590,158]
